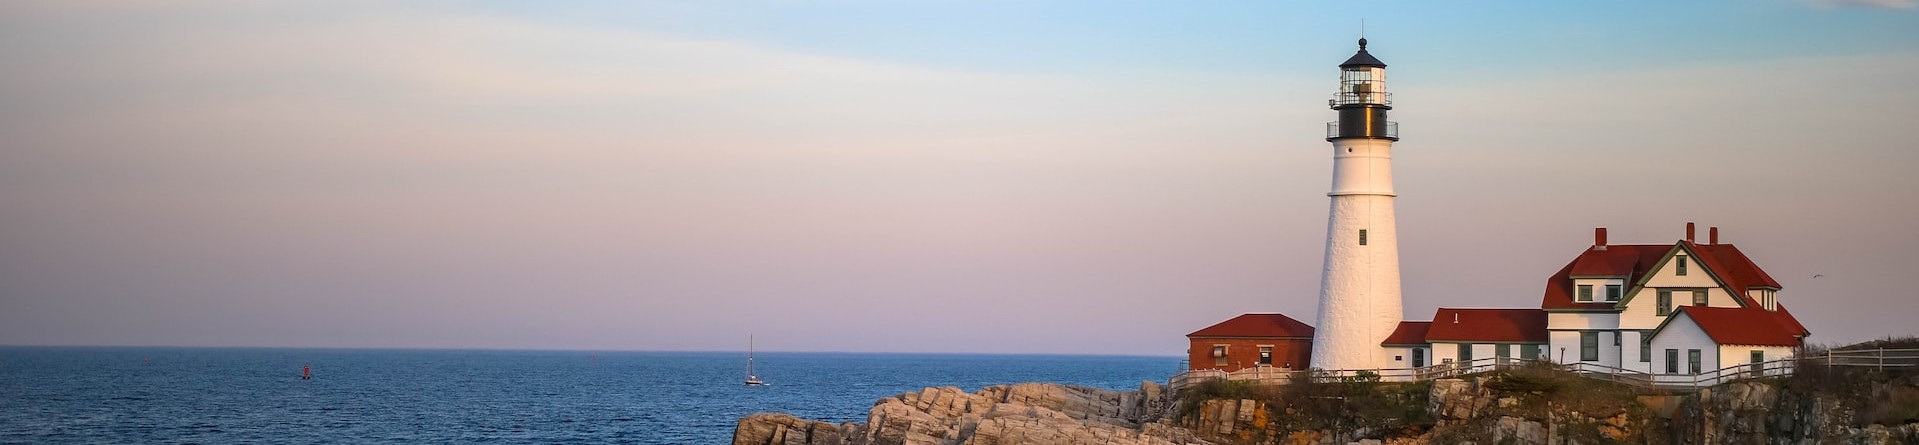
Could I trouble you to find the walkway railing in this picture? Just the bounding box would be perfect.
[1168,349,1917,393]
[1816,347,1919,370]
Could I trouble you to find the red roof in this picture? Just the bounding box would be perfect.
[1673,306,1803,346]
[1542,241,1786,310]
[1187,313,1315,338]
[1772,305,1809,337]
[1543,244,1670,310]
[1690,243,1783,293]
[1381,321,1433,346]
[1424,308,1547,343]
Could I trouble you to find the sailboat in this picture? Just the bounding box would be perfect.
[744,335,767,386]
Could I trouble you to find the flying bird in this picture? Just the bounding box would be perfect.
[1812,274,1825,279]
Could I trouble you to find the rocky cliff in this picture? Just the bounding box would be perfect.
[731,382,1201,445]
[734,371,1919,445]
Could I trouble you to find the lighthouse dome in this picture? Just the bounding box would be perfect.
[1340,38,1387,68]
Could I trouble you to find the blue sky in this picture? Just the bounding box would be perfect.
[1,1,1916,355]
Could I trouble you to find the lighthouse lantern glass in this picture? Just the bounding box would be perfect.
[1339,67,1387,105]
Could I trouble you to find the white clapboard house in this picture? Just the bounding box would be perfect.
[1540,224,1810,375]
[1374,224,1810,379]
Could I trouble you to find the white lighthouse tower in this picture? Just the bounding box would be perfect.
[1309,38,1405,371]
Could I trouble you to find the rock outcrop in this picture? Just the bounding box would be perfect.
[1671,380,1919,445]
[732,381,1205,445]
[737,372,1919,445]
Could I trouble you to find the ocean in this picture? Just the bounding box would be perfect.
[0,347,1180,444]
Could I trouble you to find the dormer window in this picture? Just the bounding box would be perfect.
[1577,285,1593,302]
[1676,256,1688,276]
[1606,285,1622,301]
[1756,289,1778,311]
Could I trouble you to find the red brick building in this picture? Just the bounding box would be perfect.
[1186,313,1315,372]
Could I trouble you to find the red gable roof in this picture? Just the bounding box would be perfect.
[1381,321,1433,346]
[1690,243,1782,293]
[1187,313,1315,338]
[1772,305,1809,337]
[1674,306,1803,346]
[1542,244,1669,310]
[1425,308,1547,343]
[1541,239,1788,310]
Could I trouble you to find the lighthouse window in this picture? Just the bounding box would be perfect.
[1580,331,1598,361]
[1358,229,1368,246]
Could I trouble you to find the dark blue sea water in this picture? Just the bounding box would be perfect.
[0,347,1179,444]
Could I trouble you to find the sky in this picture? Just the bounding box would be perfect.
[2,1,1916,356]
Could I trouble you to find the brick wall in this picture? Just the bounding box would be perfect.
[1186,337,1313,372]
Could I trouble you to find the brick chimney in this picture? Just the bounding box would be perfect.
[1709,226,1719,245]
[1686,222,1696,243]
[1594,227,1608,251]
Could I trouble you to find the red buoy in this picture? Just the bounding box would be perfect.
[302,364,311,380]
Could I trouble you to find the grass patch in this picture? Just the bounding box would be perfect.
[1272,371,1435,437]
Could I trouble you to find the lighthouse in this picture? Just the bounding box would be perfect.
[1309,38,1405,371]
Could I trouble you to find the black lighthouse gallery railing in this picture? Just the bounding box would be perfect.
[1326,121,1398,139]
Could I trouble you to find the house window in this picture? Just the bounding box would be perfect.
[1688,349,1702,374]
[1640,332,1653,362]
[1577,285,1593,302]
[1751,350,1764,364]
[1676,256,1688,276]
[1359,229,1368,246]
[1258,347,1273,366]
[1613,331,1623,346]
[1657,290,1673,316]
[1580,331,1599,361]
[1692,290,1708,306]
[1606,285,1622,301]
[1413,348,1426,367]
[1521,344,1540,360]
[1458,344,1473,362]
[1665,349,1679,374]
[1496,344,1511,358]
[1212,345,1227,367]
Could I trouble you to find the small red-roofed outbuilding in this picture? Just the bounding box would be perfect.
[1186,313,1315,372]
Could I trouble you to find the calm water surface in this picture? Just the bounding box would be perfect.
[0,347,1179,444]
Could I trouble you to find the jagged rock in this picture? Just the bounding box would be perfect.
[1488,416,1546,445]
[737,382,1207,445]
[739,371,1919,445]
[734,413,862,445]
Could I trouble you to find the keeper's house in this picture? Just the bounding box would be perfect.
[1542,224,1809,375]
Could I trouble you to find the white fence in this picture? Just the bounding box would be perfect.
[1169,348,1919,393]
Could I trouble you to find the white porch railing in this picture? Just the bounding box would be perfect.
[1168,349,1919,393]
